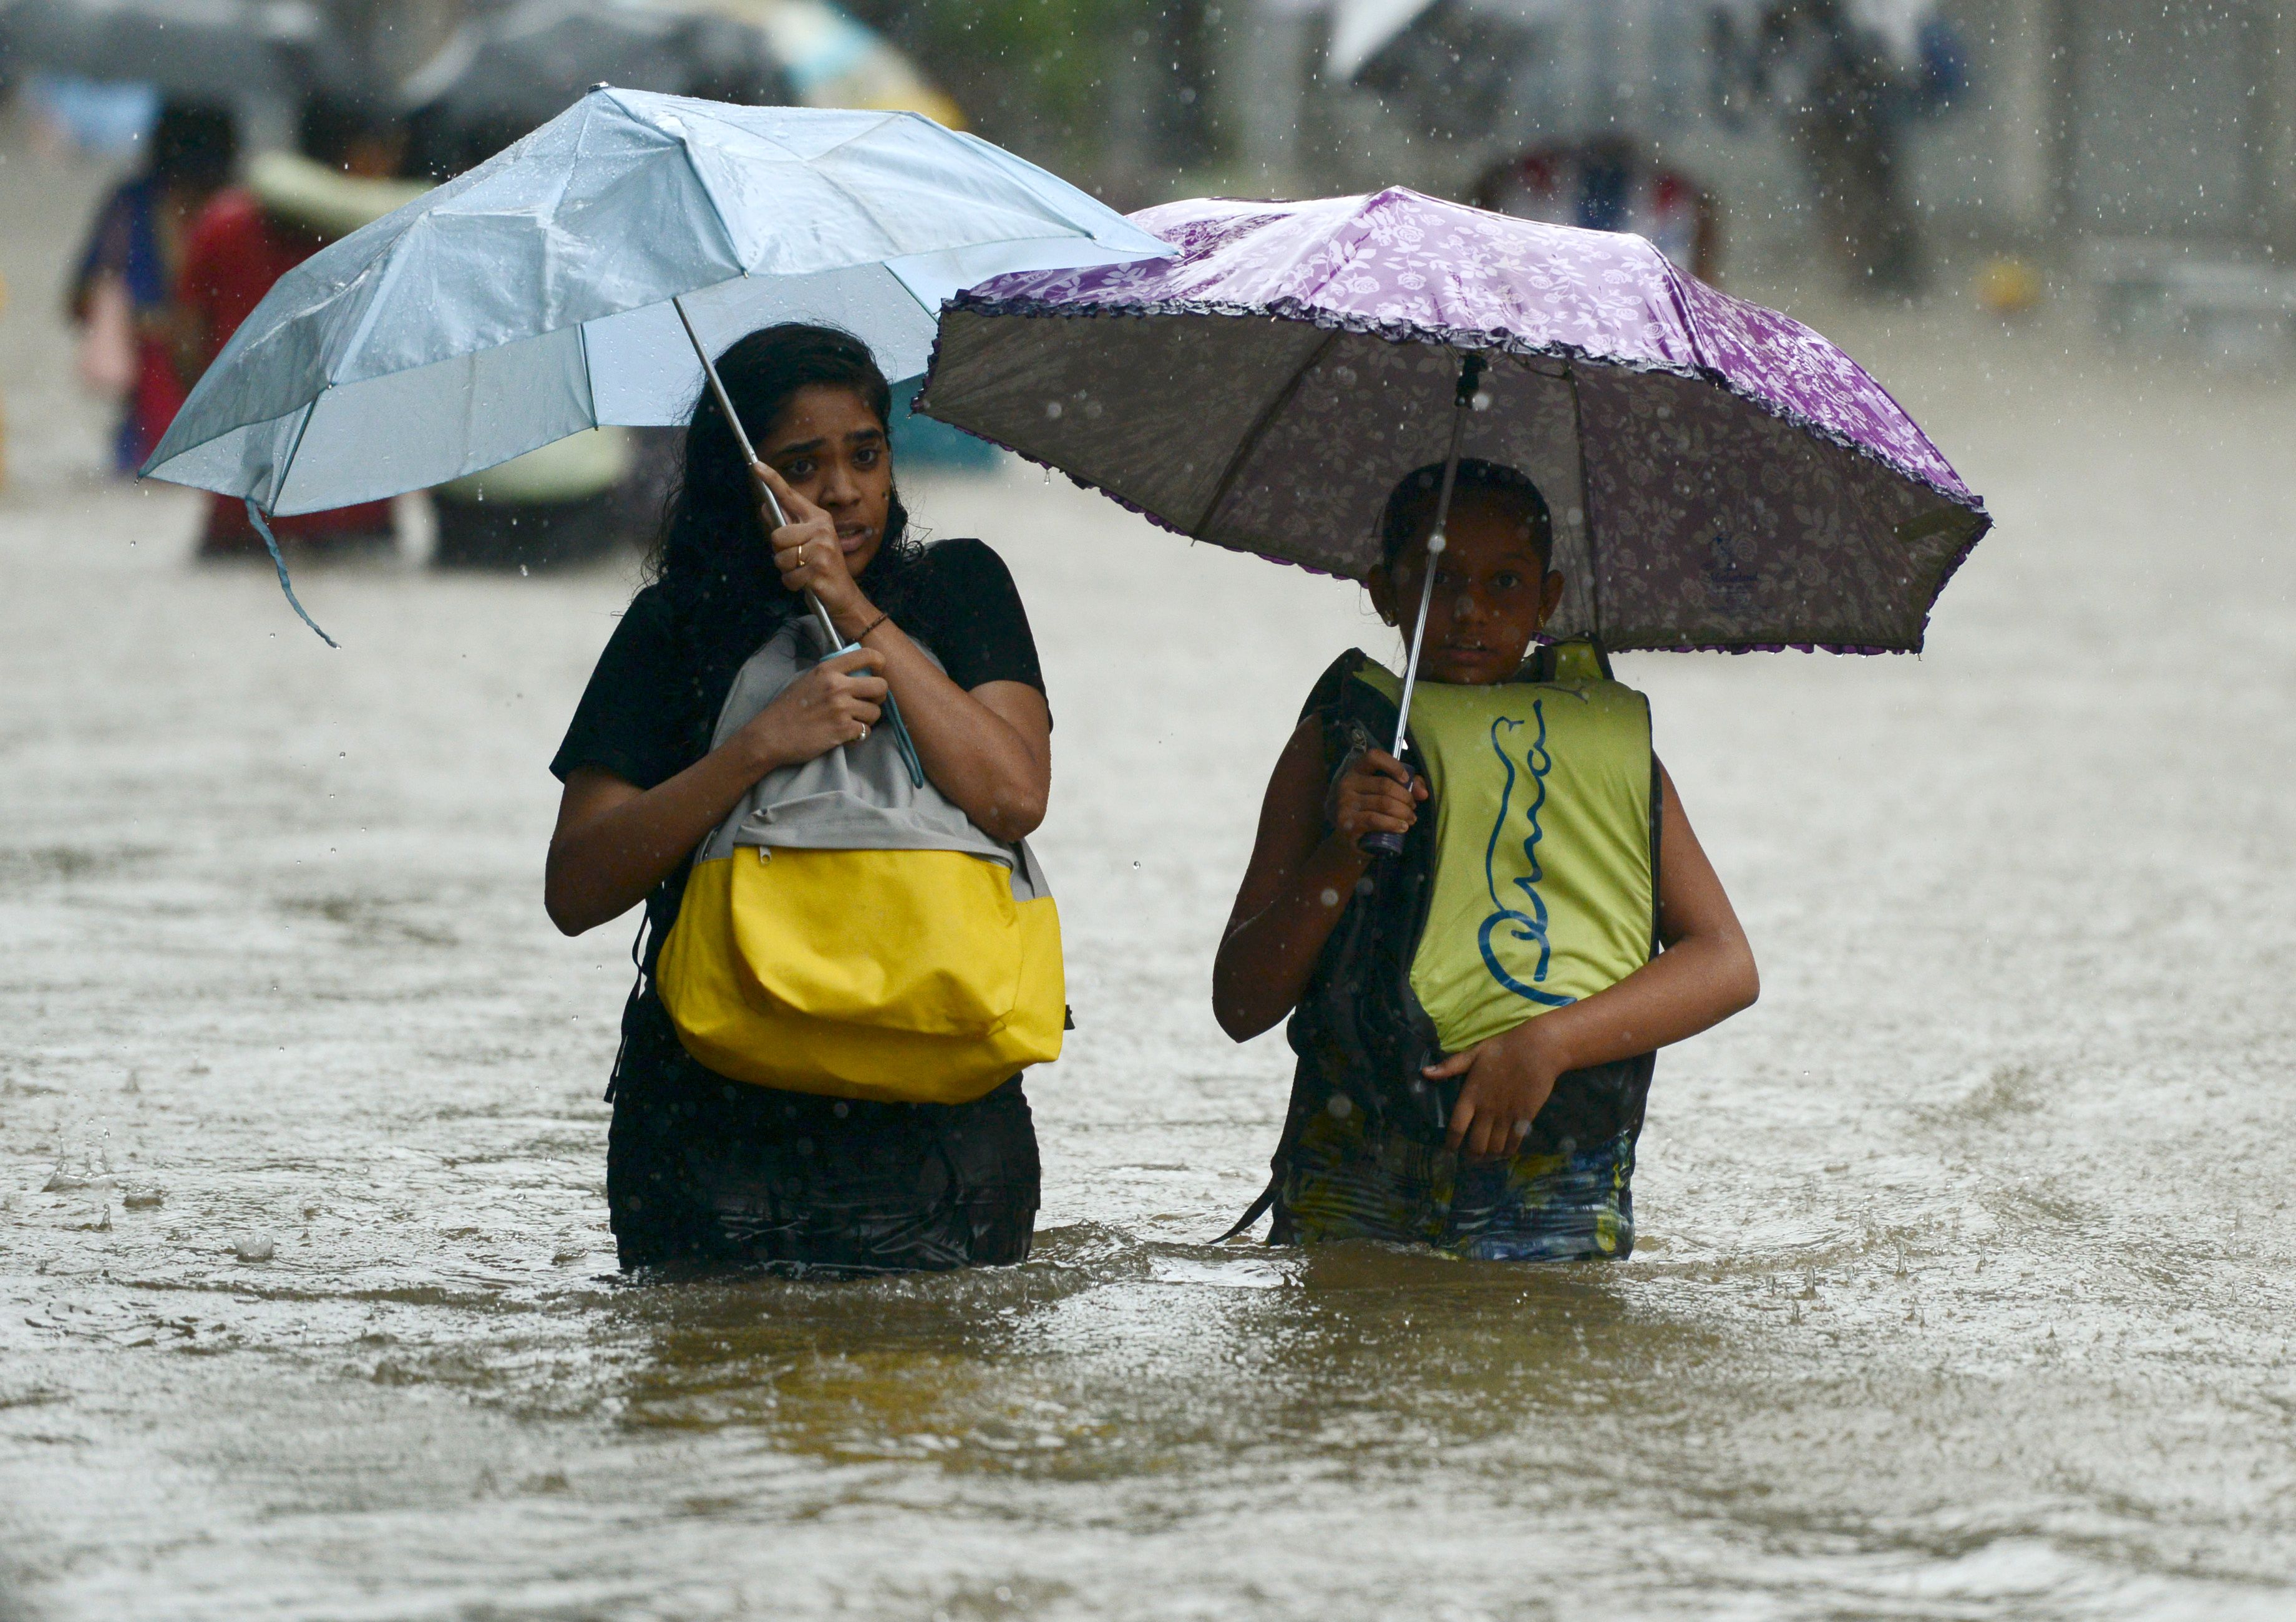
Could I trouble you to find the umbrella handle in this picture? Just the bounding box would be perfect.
[1360,352,1484,859]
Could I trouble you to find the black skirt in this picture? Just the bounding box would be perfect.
[605,991,1040,1276]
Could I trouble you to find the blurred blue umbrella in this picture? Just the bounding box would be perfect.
[401,0,790,130]
[142,87,1172,651]
[664,0,965,127]
[0,0,352,102]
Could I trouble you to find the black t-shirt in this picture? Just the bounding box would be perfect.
[551,537,1047,794]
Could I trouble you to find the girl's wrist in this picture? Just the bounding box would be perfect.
[733,716,790,779]
[1505,1012,1572,1081]
[827,592,879,643]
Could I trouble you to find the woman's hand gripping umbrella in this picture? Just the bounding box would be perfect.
[673,293,925,783]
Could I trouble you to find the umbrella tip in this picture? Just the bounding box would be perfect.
[590,81,611,93]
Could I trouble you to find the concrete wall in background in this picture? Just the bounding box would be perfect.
[1242,0,2296,263]
[2065,0,2260,238]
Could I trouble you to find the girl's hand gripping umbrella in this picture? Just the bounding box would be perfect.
[1360,351,1485,858]
[674,293,924,784]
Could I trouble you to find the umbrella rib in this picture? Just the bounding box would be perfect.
[1195,327,1342,539]
[573,316,600,432]
[269,397,320,515]
[328,227,423,386]
[693,102,898,163]
[674,104,911,261]
[662,121,784,274]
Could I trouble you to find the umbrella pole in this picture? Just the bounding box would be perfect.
[1363,352,1484,858]
[671,296,925,788]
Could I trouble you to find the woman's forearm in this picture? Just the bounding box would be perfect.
[850,614,1048,840]
[545,742,769,936]
[1213,837,1371,1041]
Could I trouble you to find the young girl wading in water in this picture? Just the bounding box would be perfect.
[547,324,1056,1275]
[1214,461,1759,1260]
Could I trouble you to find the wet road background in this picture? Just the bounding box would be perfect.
[4,140,2295,1620]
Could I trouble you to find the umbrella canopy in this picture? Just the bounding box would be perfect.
[919,188,1988,655]
[142,88,1171,519]
[0,0,351,103]
[401,0,789,131]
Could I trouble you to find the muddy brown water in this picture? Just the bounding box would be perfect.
[3,139,2294,1620]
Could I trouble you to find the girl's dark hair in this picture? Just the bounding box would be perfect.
[148,101,238,192]
[648,322,914,662]
[296,92,402,170]
[1379,458,1552,569]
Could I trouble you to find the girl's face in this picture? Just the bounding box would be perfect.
[759,383,893,575]
[1368,491,1565,686]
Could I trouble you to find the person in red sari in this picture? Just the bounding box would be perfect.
[67,102,238,473]
[177,97,406,558]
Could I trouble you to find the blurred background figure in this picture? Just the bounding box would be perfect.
[413,110,641,574]
[5,0,2288,538]
[1472,132,1720,281]
[176,92,417,558]
[1329,0,1962,296]
[1739,0,1963,296]
[65,99,237,473]
[1328,2,1740,284]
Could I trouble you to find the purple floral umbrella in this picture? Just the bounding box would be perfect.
[918,187,1990,658]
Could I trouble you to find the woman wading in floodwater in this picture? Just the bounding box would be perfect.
[546,324,1056,1275]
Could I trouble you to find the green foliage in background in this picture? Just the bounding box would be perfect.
[905,0,1132,117]
[850,0,1214,170]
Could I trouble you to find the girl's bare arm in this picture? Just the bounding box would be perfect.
[1213,718,1424,1041]
[1428,763,1758,1157]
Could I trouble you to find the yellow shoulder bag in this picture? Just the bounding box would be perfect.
[654,622,1065,1104]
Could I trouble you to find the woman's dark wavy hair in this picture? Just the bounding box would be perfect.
[1379,457,1552,570]
[648,323,917,664]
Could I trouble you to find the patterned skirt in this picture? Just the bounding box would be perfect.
[1271,1102,1636,1262]
[605,989,1039,1276]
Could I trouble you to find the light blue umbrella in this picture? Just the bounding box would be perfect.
[142,87,1171,657]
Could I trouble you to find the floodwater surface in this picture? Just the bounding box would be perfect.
[3,148,2294,1620]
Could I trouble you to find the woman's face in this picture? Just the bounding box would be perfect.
[759,384,893,576]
